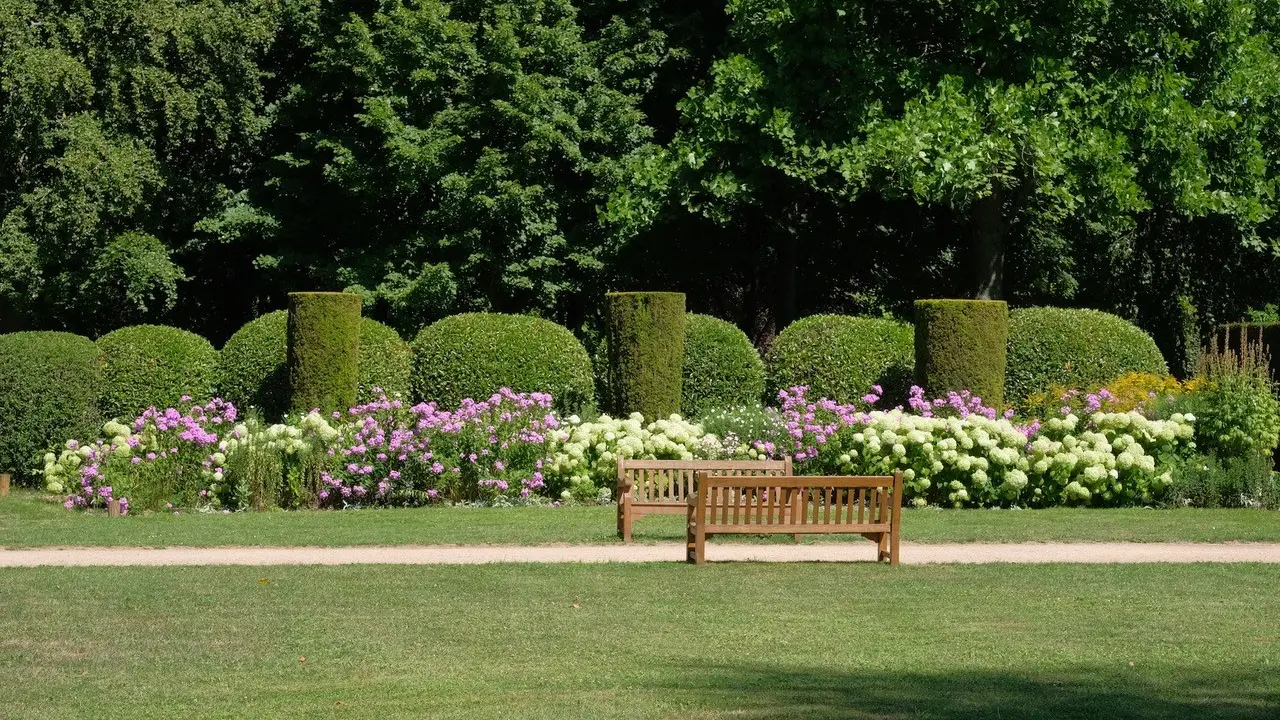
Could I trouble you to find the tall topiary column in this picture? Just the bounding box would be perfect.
[605,292,686,419]
[914,299,1008,410]
[287,292,361,413]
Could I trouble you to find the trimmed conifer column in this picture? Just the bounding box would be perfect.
[287,292,361,413]
[914,299,1008,410]
[605,292,686,419]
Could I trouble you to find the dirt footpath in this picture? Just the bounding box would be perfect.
[2,542,1279,567]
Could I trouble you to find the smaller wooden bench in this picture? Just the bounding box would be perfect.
[686,472,903,565]
[617,458,792,542]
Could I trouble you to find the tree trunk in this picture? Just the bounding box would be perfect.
[969,183,1006,300]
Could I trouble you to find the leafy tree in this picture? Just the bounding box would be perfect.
[0,0,280,337]
[608,0,1280,336]
[258,0,659,330]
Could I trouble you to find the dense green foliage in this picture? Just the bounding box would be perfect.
[356,319,414,402]
[681,314,764,416]
[412,313,594,411]
[1007,308,1167,404]
[0,332,101,481]
[765,315,914,405]
[914,301,1008,408]
[604,292,685,418]
[96,325,219,419]
[6,0,1280,358]
[287,293,361,413]
[219,311,416,417]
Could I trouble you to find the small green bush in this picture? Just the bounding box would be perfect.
[1006,307,1167,404]
[96,325,219,418]
[682,314,765,417]
[914,300,1009,409]
[1167,454,1279,509]
[1182,336,1280,460]
[356,318,414,401]
[0,332,102,483]
[412,313,594,412]
[288,292,361,413]
[765,315,914,405]
[605,292,685,418]
[219,311,414,418]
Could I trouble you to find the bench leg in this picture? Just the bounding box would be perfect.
[619,500,633,543]
[890,523,900,566]
[792,534,802,544]
[877,532,890,563]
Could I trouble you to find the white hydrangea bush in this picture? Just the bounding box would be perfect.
[545,413,714,497]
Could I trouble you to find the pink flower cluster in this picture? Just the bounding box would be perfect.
[906,386,1013,421]
[318,388,555,507]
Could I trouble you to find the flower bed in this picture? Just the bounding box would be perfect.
[44,383,1204,512]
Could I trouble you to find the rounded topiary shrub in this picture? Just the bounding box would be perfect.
[765,315,914,405]
[219,311,414,418]
[355,318,413,401]
[413,313,594,412]
[0,332,102,483]
[1006,307,1168,404]
[682,313,765,417]
[96,325,219,419]
[605,292,686,419]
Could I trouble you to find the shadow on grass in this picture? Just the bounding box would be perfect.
[661,664,1278,719]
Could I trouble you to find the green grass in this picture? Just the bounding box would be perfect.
[0,563,1276,718]
[3,488,1280,547]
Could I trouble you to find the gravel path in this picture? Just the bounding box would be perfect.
[2,542,1280,567]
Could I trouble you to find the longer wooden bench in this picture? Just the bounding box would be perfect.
[686,472,903,565]
[616,458,792,542]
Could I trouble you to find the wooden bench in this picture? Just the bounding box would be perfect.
[686,472,903,565]
[616,458,792,542]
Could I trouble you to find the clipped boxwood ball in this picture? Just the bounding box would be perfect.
[766,315,914,405]
[1006,307,1168,403]
[356,317,413,401]
[96,325,219,419]
[682,314,765,417]
[412,313,594,412]
[0,332,102,483]
[218,311,414,418]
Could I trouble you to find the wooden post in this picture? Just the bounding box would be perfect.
[107,498,121,517]
[0,473,10,498]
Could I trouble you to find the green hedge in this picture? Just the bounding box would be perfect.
[605,292,685,418]
[682,314,765,416]
[1006,307,1167,403]
[96,325,219,418]
[0,332,102,483]
[287,292,361,413]
[219,311,413,418]
[412,313,594,412]
[765,315,914,405]
[915,300,1008,409]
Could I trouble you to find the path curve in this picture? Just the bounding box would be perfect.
[3,542,1280,567]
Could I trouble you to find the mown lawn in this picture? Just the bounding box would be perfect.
[2,489,1279,547]
[0,563,1276,719]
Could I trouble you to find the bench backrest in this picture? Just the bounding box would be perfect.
[618,458,792,504]
[691,473,903,532]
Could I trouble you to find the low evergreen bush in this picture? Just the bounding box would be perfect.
[1006,307,1166,404]
[0,332,102,483]
[682,314,764,417]
[766,314,914,405]
[96,325,219,418]
[412,313,594,412]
